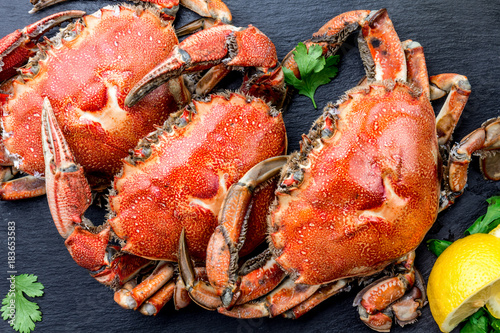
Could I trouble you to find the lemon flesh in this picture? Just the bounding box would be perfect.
[489,224,500,238]
[486,225,500,319]
[486,291,500,319]
[427,233,500,332]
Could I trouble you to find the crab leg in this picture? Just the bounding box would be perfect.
[477,119,500,180]
[0,10,84,81]
[283,9,406,84]
[114,261,174,310]
[448,117,500,193]
[1,141,46,199]
[171,266,209,311]
[353,252,427,332]
[125,24,279,107]
[0,10,84,199]
[402,40,430,100]
[41,98,92,236]
[218,278,320,318]
[359,9,407,82]
[400,40,473,211]
[194,63,232,96]
[41,97,150,286]
[179,0,231,23]
[207,157,287,305]
[231,251,286,307]
[174,276,192,310]
[29,0,231,23]
[175,18,218,37]
[0,174,46,200]
[283,279,350,319]
[430,74,471,145]
[179,229,224,310]
[139,280,176,316]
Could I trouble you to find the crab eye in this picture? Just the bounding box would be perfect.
[63,30,78,42]
[280,169,304,189]
[133,146,152,160]
[321,115,336,139]
[60,164,79,173]
[161,5,179,18]
[321,127,333,138]
[176,117,188,128]
[175,109,192,128]
[30,63,40,76]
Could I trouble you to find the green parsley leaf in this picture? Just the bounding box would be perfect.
[486,308,500,332]
[461,308,489,332]
[490,318,500,332]
[283,42,340,108]
[465,196,500,235]
[426,239,453,257]
[1,274,44,333]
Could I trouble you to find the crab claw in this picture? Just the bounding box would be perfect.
[125,24,278,107]
[41,97,91,238]
[178,229,223,310]
[0,10,85,81]
[177,157,288,311]
[42,97,150,286]
[204,156,288,306]
[177,0,232,23]
[282,10,370,78]
[30,0,231,22]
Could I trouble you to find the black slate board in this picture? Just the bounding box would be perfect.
[0,0,499,332]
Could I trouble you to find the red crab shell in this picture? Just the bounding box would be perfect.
[1,5,186,186]
[270,82,440,285]
[109,93,287,261]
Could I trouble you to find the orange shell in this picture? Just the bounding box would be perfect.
[109,94,286,261]
[2,6,185,185]
[271,82,440,285]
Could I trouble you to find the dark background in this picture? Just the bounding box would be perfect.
[0,0,499,332]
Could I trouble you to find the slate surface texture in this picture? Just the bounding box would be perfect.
[0,0,499,332]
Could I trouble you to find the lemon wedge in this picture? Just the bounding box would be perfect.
[427,233,500,332]
[489,224,500,238]
[486,224,500,319]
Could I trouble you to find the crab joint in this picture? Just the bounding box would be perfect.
[179,229,222,310]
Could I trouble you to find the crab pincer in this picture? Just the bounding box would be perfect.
[0,10,85,82]
[41,97,150,286]
[178,156,289,309]
[41,17,289,316]
[174,9,493,332]
[29,0,231,23]
[1,5,194,200]
[0,10,84,200]
[125,23,280,108]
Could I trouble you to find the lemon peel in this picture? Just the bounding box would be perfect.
[427,233,500,332]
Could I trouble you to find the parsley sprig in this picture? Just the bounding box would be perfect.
[283,42,340,108]
[1,274,44,333]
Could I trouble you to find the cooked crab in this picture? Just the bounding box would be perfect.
[172,9,498,331]
[41,22,290,315]
[0,0,231,200]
